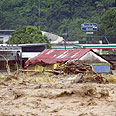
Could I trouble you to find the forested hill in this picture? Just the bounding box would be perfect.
[0,0,115,41]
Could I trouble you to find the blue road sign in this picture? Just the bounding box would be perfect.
[81,23,97,31]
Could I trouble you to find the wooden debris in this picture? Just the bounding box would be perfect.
[54,61,93,74]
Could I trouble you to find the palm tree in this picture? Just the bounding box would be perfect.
[95,0,115,15]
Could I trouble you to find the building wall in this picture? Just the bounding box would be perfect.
[79,51,108,63]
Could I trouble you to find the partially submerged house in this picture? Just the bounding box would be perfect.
[25,49,111,73]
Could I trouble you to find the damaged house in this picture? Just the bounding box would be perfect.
[0,43,47,71]
[0,45,21,71]
[25,49,111,73]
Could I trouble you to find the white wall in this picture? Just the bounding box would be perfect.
[79,51,108,63]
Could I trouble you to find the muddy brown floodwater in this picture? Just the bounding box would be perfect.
[0,80,116,116]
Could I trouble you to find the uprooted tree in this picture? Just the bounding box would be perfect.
[7,26,51,48]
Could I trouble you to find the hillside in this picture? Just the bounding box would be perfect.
[0,0,115,41]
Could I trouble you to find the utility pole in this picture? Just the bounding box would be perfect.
[38,0,40,30]
[62,33,67,50]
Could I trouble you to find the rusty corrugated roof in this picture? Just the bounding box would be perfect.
[25,49,91,67]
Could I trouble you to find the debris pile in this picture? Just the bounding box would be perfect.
[0,61,109,84]
[54,61,108,83]
[55,61,93,74]
[63,61,93,74]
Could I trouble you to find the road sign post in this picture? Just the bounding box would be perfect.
[88,34,90,41]
[86,32,94,42]
[81,24,97,31]
[81,23,97,43]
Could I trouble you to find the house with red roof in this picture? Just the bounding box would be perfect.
[25,49,111,73]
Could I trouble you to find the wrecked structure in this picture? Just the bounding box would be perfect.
[25,49,111,73]
[0,43,47,71]
[0,45,21,71]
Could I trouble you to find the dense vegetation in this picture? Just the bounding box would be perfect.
[0,0,115,42]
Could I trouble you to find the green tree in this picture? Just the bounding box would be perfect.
[58,18,88,41]
[99,8,116,43]
[95,0,115,15]
[7,26,51,48]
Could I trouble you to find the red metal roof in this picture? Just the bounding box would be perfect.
[25,49,91,67]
